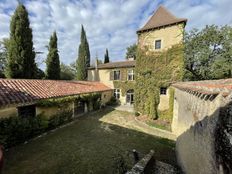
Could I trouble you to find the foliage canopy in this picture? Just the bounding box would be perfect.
[184,25,232,80]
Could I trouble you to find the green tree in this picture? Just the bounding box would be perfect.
[184,25,232,80]
[104,48,110,63]
[0,39,9,78]
[60,62,76,80]
[126,44,137,59]
[46,31,60,80]
[76,25,90,80]
[6,4,37,78]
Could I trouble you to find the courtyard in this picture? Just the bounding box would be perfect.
[2,108,176,174]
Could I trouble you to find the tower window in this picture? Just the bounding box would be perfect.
[155,40,161,49]
[160,87,167,95]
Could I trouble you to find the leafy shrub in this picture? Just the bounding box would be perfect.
[48,110,73,129]
[106,97,118,106]
[0,110,73,148]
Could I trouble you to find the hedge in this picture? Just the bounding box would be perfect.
[0,109,73,148]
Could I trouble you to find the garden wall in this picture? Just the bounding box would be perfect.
[171,88,223,136]
[36,102,73,118]
[172,87,232,174]
[0,107,17,118]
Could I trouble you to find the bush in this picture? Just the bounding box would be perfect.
[106,97,118,106]
[48,110,73,129]
[134,112,140,117]
[0,109,73,148]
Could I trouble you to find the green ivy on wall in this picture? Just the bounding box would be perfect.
[135,44,184,119]
[113,81,135,96]
[37,93,101,107]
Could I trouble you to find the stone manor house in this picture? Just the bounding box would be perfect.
[88,6,187,111]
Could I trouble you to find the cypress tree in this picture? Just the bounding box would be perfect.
[45,31,60,80]
[76,25,90,80]
[6,3,36,79]
[104,48,110,63]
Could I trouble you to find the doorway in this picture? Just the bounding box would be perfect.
[126,89,134,105]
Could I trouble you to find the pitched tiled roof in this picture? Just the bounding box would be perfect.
[137,6,187,33]
[172,79,232,97]
[0,79,112,107]
[88,60,135,70]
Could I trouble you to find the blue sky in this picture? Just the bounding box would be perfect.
[0,0,232,69]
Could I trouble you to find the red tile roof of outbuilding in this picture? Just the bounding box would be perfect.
[0,79,112,107]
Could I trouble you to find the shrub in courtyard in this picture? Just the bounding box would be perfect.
[0,110,73,148]
[48,109,73,129]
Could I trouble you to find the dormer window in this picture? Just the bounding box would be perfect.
[155,40,161,50]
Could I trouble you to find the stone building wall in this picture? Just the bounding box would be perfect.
[0,107,17,118]
[88,68,135,105]
[137,23,185,51]
[158,88,170,111]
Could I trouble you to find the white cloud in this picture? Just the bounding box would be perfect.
[0,0,232,70]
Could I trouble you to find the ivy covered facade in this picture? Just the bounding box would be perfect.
[88,6,187,119]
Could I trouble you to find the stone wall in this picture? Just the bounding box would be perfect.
[172,87,232,174]
[36,102,73,118]
[138,23,185,51]
[0,107,17,118]
[101,90,113,105]
[158,88,170,111]
[171,88,224,136]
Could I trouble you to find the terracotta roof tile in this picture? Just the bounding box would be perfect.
[88,60,135,70]
[0,79,112,107]
[137,6,187,33]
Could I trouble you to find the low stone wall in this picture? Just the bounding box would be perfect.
[126,150,155,174]
[0,107,17,118]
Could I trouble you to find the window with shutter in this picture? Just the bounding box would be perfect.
[110,71,114,80]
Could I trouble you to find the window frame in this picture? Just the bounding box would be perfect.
[113,70,120,80]
[155,39,162,50]
[114,89,120,99]
[127,69,134,81]
[160,87,167,95]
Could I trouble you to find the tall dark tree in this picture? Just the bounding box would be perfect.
[5,4,36,78]
[104,48,110,63]
[0,39,8,78]
[76,25,90,80]
[46,31,60,80]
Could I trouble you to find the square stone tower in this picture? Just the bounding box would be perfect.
[137,6,187,51]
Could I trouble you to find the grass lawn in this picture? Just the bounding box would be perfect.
[2,108,176,174]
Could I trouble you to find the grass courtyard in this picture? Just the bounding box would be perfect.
[2,108,176,174]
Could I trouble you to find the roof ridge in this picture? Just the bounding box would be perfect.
[137,5,187,33]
